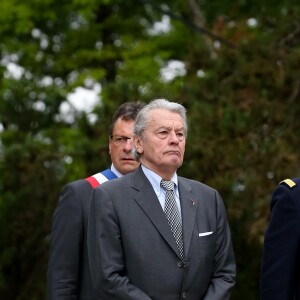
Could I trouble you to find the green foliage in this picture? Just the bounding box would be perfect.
[1,0,300,299]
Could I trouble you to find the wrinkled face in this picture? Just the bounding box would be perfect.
[109,118,140,175]
[134,109,186,179]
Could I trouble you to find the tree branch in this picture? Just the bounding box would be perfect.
[139,0,236,49]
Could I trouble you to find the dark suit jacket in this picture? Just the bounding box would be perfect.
[88,166,236,300]
[260,177,300,300]
[47,171,115,300]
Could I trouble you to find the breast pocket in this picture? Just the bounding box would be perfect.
[198,231,213,237]
[196,230,215,259]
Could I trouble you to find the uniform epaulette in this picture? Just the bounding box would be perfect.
[279,179,297,189]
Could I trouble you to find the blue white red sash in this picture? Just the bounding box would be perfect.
[85,169,117,188]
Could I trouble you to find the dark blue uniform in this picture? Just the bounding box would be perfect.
[261,178,300,300]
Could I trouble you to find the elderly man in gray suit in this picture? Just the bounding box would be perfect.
[88,98,236,299]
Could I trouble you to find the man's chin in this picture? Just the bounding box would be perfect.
[120,162,140,174]
[167,157,183,167]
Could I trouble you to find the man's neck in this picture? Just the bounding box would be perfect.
[110,164,123,178]
[141,163,176,181]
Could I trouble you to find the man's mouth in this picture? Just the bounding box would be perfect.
[165,150,180,156]
[122,157,135,161]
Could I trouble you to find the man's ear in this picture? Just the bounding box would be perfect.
[133,135,143,153]
[108,140,112,154]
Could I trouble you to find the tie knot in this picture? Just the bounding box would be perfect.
[161,180,174,191]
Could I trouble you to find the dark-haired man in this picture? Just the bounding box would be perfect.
[47,101,145,300]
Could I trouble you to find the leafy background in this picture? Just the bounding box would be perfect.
[1,0,300,299]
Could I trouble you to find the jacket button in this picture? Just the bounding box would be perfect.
[182,291,188,298]
[177,261,185,268]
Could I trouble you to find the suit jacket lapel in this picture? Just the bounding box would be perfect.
[131,167,181,258]
[178,177,198,258]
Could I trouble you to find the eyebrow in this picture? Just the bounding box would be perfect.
[156,125,184,131]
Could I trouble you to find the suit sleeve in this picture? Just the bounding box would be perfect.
[203,191,236,300]
[47,182,83,300]
[260,185,300,300]
[88,187,152,300]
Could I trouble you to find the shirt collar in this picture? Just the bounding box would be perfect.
[141,164,179,197]
[110,164,123,178]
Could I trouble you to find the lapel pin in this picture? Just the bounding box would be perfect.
[191,199,195,205]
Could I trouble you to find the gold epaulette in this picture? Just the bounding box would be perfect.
[279,179,297,189]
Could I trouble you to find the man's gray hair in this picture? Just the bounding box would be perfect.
[132,98,188,161]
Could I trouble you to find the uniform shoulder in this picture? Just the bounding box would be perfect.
[279,178,300,189]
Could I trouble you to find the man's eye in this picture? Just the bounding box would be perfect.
[116,137,125,142]
[159,131,168,135]
[175,132,185,141]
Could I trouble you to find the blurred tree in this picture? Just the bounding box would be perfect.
[1,0,300,299]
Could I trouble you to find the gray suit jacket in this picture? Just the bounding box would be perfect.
[47,168,116,300]
[88,167,236,300]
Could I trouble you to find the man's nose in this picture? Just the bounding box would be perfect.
[123,138,133,151]
[169,131,180,144]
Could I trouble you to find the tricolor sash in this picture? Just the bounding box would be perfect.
[85,169,117,188]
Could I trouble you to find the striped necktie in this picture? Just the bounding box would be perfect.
[161,180,184,259]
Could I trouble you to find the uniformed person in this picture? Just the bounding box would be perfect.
[261,178,300,300]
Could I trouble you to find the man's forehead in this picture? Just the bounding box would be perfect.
[113,119,134,134]
[149,121,183,131]
[148,109,183,122]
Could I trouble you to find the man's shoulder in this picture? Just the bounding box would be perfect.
[272,177,300,204]
[178,176,216,193]
[85,169,117,188]
[62,169,116,191]
[64,178,91,190]
[279,178,300,189]
[99,171,133,189]
[95,168,143,193]
[277,178,300,193]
